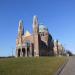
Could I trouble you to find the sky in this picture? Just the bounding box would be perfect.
[0,0,75,56]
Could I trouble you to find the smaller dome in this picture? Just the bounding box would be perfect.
[54,40,57,42]
[58,42,61,45]
[39,24,48,32]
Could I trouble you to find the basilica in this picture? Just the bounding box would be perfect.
[16,16,64,57]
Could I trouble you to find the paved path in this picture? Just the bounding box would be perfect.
[59,56,75,75]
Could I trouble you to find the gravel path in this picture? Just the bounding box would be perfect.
[59,56,75,75]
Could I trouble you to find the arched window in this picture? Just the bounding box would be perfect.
[25,41,30,48]
[25,41,31,56]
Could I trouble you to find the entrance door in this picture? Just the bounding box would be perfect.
[22,48,25,56]
[18,49,21,57]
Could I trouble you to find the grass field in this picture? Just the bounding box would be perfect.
[0,57,67,75]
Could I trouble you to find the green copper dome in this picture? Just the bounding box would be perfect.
[39,24,48,32]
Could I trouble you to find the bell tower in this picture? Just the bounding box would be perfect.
[18,20,24,37]
[18,20,24,44]
[16,20,24,57]
[33,16,39,57]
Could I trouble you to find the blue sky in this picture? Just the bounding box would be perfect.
[0,0,75,56]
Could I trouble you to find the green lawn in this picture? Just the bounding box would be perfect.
[0,57,67,75]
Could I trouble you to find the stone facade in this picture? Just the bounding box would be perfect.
[16,16,64,57]
[16,16,54,57]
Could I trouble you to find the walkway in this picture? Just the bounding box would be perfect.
[59,56,75,75]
